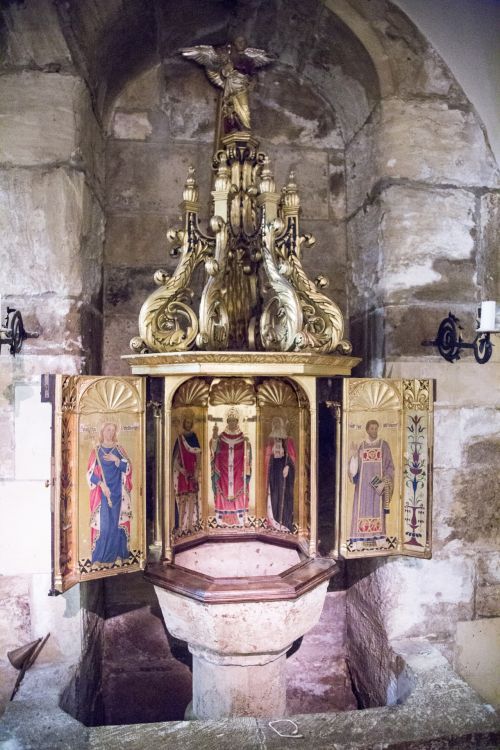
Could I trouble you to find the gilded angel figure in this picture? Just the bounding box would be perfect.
[180,36,275,132]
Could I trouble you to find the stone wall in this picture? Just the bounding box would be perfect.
[0,0,499,725]
[341,0,500,707]
[0,0,105,718]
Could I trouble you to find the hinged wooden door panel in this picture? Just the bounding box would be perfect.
[44,374,147,592]
[338,378,433,559]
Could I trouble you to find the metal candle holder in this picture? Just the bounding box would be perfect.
[0,307,39,356]
[422,312,493,364]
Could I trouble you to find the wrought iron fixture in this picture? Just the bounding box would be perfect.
[0,305,39,356]
[422,302,498,364]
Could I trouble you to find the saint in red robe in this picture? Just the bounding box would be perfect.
[211,427,251,527]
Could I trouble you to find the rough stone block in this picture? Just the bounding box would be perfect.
[104,265,160,318]
[346,197,383,315]
[160,62,216,144]
[0,0,71,68]
[3,295,79,358]
[302,4,379,142]
[476,553,500,618]
[103,314,139,375]
[433,408,462,470]
[261,146,330,220]
[347,100,499,212]
[0,73,88,166]
[401,47,464,100]
[286,592,357,714]
[106,141,212,217]
[0,405,14,480]
[0,573,30,714]
[80,189,105,302]
[111,112,153,141]
[478,191,500,298]
[104,212,179,268]
[253,68,343,150]
[0,692,89,749]
[0,169,87,297]
[345,105,379,213]
[348,185,478,307]
[348,553,475,645]
[28,574,84,665]
[455,617,500,709]
[439,414,500,549]
[381,99,498,186]
[432,442,499,553]
[328,152,347,221]
[431,469,465,551]
[384,358,500,408]
[376,8,466,100]
[382,303,472,358]
[77,90,105,192]
[0,575,31,657]
[114,64,161,110]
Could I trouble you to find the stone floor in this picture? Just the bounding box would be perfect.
[2,574,498,748]
[1,639,498,749]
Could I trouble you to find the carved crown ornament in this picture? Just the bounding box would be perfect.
[129,38,352,358]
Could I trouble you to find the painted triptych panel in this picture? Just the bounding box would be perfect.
[339,378,433,559]
[169,376,310,543]
[50,375,146,592]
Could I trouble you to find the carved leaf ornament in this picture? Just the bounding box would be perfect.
[130,41,352,358]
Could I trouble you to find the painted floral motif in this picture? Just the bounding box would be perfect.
[404,413,427,548]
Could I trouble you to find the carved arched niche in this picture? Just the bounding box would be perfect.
[169,376,311,551]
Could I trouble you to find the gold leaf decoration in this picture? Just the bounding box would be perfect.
[348,380,401,411]
[173,378,210,407]
[209,378,255,405]
[257,379,298,407]
[403,379,430,410]
[79,378,142,414]
[61,376,78,412]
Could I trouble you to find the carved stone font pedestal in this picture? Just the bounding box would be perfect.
[151,539,335,719]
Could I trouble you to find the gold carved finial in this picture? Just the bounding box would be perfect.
[282,170,300,213]
[214,152,231,193]
[183,165,198,203]
[130,41,352,357]
[259,156,276,194]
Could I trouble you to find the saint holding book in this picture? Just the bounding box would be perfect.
[348,420,394,550]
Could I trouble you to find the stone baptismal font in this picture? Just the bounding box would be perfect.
[47,38,433,721]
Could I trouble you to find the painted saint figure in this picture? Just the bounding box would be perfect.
[265,416,296,532]
[210,408,252,527]
[348,420,394,550]
[87,422,132,566]
[173,411,201,533]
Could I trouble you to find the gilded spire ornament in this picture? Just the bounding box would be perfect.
[130,40,352,357]
[180,37,276,137]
